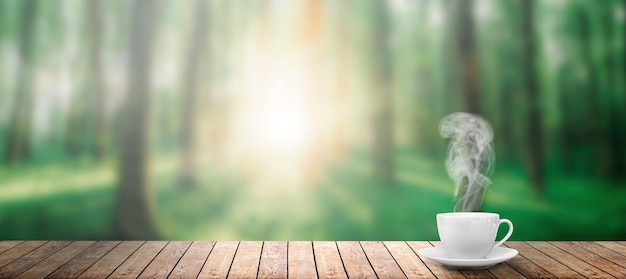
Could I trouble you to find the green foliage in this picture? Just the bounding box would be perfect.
[0,0,625,240]
[1,150,625,240]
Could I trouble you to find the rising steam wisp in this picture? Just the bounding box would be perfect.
[440,112,495,212]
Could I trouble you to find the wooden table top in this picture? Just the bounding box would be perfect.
[0,241,624,278]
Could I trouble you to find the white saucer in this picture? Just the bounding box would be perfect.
[418,247,518,269]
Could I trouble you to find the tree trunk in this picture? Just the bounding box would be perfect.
[370,0,394,184]
[179,0,208,187]
[454,0,480,114]
[87,0,106,162]
[614,0,626,180]
[330,0,349,159]
[413,0,436,154]
[495,0,520,162]
[558,64,576,172]
[575,4,609,178]
[112,0,160,240]
[521,0,545,194]
[4,0,37,165]
[601,1,624,180]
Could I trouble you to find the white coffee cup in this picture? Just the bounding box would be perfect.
[437,212,513,259]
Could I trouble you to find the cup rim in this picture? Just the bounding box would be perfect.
[437,212,499,218]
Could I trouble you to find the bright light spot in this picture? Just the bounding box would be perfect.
[258,109,313,152]
[428,4,444,27]
[390,0,410,14]
[476,1,492,21]
[616,7,625,22]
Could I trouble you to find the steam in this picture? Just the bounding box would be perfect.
[440,112,495,212]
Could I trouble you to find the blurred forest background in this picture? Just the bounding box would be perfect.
[0,0,625,241]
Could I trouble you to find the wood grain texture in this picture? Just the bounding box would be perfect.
[258,241,287,279]
[486,262,526,279]
[288,241,317,279]
[77,241,144,279]
[384,241,435,279]
[228,241,262,278]
[428,241,498,279]
[0,241,70,279]
[0,242,22,254]
[138,241,191,278]
[507,241,580,278]
[406,242,464,279]
[551,241,626,278]
[0,241,46,268]
[314,241,347,279]
[107,241,167,279]
[527,241,612,278]
[15,241,95,279]
[574,242,626,268]
[0,241,620,278]
[45,241,119,279]
[592,241,626,262]
[197,241,238,279]
[169,241,215,279]
[360,241,406,279]
[336,241,376,279]
[502,243,557,279]
[460,270,497,279]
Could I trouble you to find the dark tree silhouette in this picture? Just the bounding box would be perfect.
[610,0,626,180]
[87,0,107,161]
[521,0,545,193]
[596,1,626,180]
[179,0,209,186]
[454,0,480,113]
[4,0,38,165]
[370,0,394,184]
[112,0,160,239]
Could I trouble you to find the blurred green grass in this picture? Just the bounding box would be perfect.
[1,147,625,240]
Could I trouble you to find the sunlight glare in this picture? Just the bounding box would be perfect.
[428,3,444,28]
[258,108,313,152]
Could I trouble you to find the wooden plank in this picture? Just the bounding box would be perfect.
[0,241,47,268]
[336,241,376,279]
[507,241,581,278]
[360,241,406,279]
[44,241,119,279]
[169,241,215,279]
[197,241,239,279]
[429,242,497,279]
[228,241,263,278]
[313,241,347,279]
[258,241,287,279]
[0,242,23,254]
[573,242,626,268]
[460,270,496,279]
[138,241,192,278]
[14,241,95,279]
[526,242,612,278]
[0,241,70,279]
[77,241,144,279]
[594,241,626,258]
[288,241,318,279]
[107,241,168,279]
[487,262,526,279]
[502,243,556,279]
[384,241,434,279]
[551,241,626,278]
[406,242,465,279]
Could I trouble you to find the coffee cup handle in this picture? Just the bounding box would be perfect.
[493,219,513,248]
